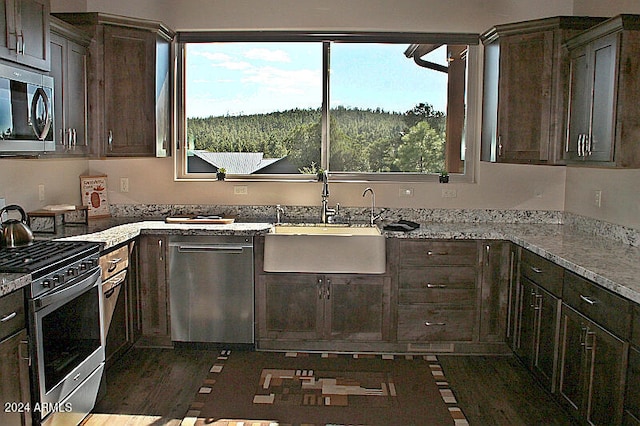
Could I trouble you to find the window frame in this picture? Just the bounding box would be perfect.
[174,31,480,183]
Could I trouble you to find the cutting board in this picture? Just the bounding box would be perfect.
[165,216,235,224]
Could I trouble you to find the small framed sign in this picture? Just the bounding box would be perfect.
[80,175,110,218]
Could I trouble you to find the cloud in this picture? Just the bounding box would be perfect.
[191,51,231,62]
[242,66,320,94]
[244,48,291,63]
[213,60,253,70]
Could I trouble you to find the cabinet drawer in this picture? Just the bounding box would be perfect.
[400,240,478,267]
[0,289,25,340]
[397,305,475,341]
[399,266,476,304]
[563,271,631,339]
[521,249,563,297]
[100,244,129,280]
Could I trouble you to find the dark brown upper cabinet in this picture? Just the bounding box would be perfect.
[565,15,640,167]
[481,17,605,165]
[0,0,50,70]
[49,16,91,156]
[54,13,175,158]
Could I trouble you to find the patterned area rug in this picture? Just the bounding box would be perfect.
[181,350,468,426]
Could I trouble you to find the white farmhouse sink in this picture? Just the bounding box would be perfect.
[263,225,386,274]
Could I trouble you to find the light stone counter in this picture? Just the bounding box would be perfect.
[58,220,273,250]
[0,273,31,297]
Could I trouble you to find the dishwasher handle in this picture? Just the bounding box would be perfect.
[174,244,250,254]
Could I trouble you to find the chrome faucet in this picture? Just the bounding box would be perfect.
[362,187,381,226]
[275,204,285,224]
[321,171,339,223]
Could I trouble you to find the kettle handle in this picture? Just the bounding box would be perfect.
[0,205,29,224]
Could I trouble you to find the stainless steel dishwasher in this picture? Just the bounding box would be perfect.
[168,235,254,344]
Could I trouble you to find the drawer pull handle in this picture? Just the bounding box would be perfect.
[1,312,17,322]
[425,321,446,326]
[530,267,543,273]
[579,295,597,305]
[427,251,448,256]
[107,257,123,272]
[426,284,447,288]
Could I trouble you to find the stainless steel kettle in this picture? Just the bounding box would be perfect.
[0,205,34,248]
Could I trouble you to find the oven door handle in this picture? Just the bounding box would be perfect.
[35,267,101,310]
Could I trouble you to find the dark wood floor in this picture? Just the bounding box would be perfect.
[439,355,576,425]
[83,347,214,426]
[83,348,576,426]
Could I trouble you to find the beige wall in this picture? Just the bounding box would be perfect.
[92,158,566,211]
[0,158,88,211]
[0,0,636,227]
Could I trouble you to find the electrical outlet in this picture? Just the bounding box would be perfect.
[38,184,45,201]
[594,190,602,208]
[441,188,457,198]
[120,177,129,193]
[234,185,248,195]
[399,187,414,197]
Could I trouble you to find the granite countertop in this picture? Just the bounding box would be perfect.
[3,218,638,305]
[0,273,31,298]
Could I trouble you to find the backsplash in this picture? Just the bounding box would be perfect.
[564,212,640,247]
[109,204,564,225]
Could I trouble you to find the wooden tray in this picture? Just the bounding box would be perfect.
[165,216,235,224]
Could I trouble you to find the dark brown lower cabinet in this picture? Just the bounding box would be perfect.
[514,277,561,392]
[258,273,323,341]
[256,273,391,345]
[0,329,31,426]
[136,235,171,347]
[558,303,627,425]
[625,346,640,425]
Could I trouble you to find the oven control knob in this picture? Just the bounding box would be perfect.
[42,279,52,288]
[52,274,63,286]
[79,262,88,271]
[67,267,78,277]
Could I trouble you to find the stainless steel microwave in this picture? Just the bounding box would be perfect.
[0,62,54,153]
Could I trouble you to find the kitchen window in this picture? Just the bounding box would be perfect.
[175,32,479,182]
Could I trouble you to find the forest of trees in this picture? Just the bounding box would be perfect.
[186,103,447,174]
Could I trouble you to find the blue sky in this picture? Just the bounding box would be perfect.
[185,42,448,119]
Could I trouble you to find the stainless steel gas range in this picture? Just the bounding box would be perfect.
[0,240,105,426]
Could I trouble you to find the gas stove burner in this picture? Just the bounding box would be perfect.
[0,240,100,276]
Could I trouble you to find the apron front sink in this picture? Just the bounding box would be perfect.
[263,224,386,274]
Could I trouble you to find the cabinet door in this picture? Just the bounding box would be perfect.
[257,273,323,341]
[558,304,627,424]
[625,346,640,425]
[50,33,89,155]
[588,34,617,162]
[0,1,13,62]
[479,241,509,342]
[65,40,88,150]
[532,285,561,392]
[514,277,537,366]
[558,304,589,419]
[327,275,389,341]
[137,236,171,345]
[0,329,31,426]
[566,45,590,161]
[497,31,554,163]
[15,0,49,70]
[566,34,617,163]
[588,320,627,425]
[103,25,156,156]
